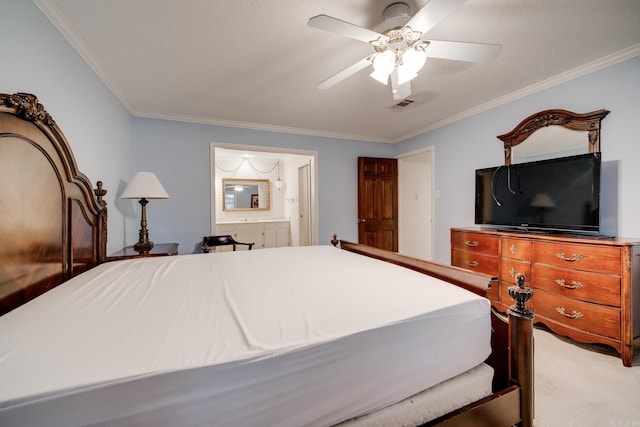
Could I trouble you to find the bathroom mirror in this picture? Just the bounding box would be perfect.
[498,109,609,165]
[222,178,270,211]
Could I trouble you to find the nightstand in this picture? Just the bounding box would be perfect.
[108,242,179,261]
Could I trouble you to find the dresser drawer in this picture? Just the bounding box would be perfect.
[501,239,532,261]
[532,242,620,274]
[452,249,499,275]
[532,264,620,307]
[500,258,532,284]
[451,227,640,366]
[534,290,620,340]
[452,232,499,255]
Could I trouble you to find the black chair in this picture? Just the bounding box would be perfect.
[202,235,254,252]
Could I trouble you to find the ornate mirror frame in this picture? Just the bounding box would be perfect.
[498,109,610,165]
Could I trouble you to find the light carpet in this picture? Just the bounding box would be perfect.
[534,326,640,427]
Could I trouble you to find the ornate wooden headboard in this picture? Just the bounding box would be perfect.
[0,93,108,315]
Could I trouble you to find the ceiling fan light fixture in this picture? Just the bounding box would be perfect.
[308,0,502,101]
[370,69,390,85]
[370,50,395,84]
[402,48,427,74]
[399,26,422,44]
[372,50,395,72]
[370,29,429,87]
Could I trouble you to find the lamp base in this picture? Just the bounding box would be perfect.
[133,240,154,253]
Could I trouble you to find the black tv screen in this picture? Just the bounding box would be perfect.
[475,153,601,233]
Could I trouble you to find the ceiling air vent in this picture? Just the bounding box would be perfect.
[389,99,415,111]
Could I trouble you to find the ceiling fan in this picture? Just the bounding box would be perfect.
[308,0,502,101]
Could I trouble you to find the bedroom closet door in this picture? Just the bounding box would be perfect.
[398,149,433,260]
[357,157,398,252]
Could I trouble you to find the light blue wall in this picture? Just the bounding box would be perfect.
[131,118,393,253]
[395,56,640,263]
[1,0,134,254]
[2,1,393,255]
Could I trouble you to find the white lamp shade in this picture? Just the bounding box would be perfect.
[370,50,395,84]
[402,48,427,74]
[370,69,390,85]
[121,172,170,199]
[372,50,395,74]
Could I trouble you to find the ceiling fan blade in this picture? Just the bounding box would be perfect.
[406,0,467,35]
[426,40,502,62]
[308,14,382,43]
[317,57,372,90]
[390,70,412,101]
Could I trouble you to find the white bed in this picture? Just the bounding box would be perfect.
[0,92,534,427]
[0,246,492,426]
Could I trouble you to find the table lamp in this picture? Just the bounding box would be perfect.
[121,172,169,252]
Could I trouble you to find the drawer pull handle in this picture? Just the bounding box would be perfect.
[509,267,517,277]
[556,252,584,262]
[464,240,479,247]
[510,244,518,254]
[464,260,479,267]
[555,307,584,319]
[555,278,584,290]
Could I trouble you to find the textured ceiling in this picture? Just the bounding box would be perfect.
[35,0,640,143]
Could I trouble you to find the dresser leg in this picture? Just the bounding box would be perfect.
[622,345,633,367]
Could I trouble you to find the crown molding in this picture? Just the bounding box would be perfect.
[34,0,640,145]
[133,111,393,143]
[396,44,640,143]
[34,0,137,113]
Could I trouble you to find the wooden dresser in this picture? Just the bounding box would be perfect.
[451,227,640,366]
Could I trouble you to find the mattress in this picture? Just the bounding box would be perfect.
[341,363,494,426]
[0,245,491,426]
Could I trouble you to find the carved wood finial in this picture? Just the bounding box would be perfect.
[94,181,107,204]
[94,181,108,237]
[331,233,339,247]
[3,92,56,126]
[507,273,534,319]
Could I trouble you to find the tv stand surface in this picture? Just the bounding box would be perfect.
[451,227,640,367]
[493,227,616,240]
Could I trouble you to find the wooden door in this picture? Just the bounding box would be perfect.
[358,157,398,251]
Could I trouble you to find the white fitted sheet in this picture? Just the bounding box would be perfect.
[0,245,491,426]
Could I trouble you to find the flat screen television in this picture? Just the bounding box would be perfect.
[475,152,601,233]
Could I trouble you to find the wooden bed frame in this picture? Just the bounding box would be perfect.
[0,93,108,316]
[0,92,533,426]
[334,238,534,427]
